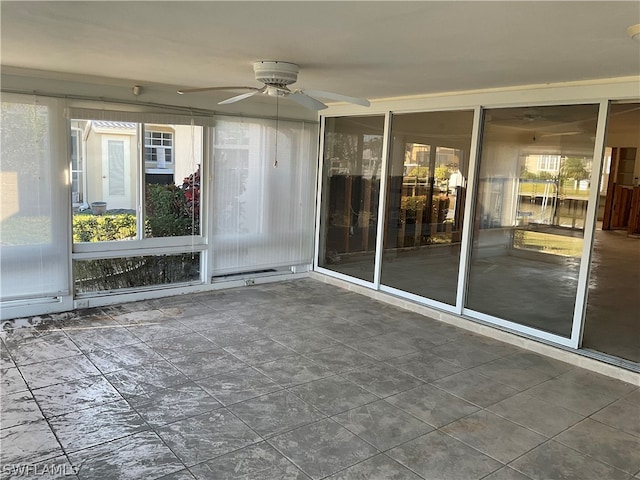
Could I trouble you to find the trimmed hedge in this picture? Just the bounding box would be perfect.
[73,213,137,242]
[73,182,198,242]
[74,253,200,293]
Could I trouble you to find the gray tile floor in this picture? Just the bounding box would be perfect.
[1,279,639,480]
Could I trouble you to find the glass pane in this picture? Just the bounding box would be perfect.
[71,120,138,242]
[583,102,640,363]
[466,104,599,337]
[74,253,200,293]
[381,110,474,305]
[318,116,385,282]
[144,124,202,238]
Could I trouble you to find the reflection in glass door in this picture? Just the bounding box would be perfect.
[465,104,600,338]
[583,102,640,363]
[318,116,385,282]
[380,110,474,305]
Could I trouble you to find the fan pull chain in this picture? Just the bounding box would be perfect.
[274,94,278,168]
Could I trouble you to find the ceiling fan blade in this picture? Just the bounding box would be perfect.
[218,87,266,105]
[301,89,370,107]
[177,86,260,95]
[287,92,328,111]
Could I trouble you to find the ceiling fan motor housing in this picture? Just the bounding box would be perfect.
[254,61,299,86]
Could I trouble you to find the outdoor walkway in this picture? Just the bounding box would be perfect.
[1,279,639,480]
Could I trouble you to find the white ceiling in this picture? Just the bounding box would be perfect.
[1,1,639,110]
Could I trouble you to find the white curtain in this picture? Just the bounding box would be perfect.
[1,95,69,300]
[211,116,317,275]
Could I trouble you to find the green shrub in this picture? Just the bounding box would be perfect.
[435,165,451,180]
[73,213,136,242]
[401,195,427,211]
[145,183,198,237]
[406,166,429,178]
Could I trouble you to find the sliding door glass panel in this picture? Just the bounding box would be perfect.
[466,104,599,337]
[318,116,385,282]
[381,110,474,305]
[583,102,640,363]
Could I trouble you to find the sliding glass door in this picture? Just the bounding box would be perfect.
[465,104,600,338]
[314,101,640,365]
[317,116,385,283]
[380,110,474,306]
[582,102,640,363]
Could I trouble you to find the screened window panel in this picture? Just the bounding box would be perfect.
[1,96,69,300]
[211,117,317,275]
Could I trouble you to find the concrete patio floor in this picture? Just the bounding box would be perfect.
[1,279,638,479]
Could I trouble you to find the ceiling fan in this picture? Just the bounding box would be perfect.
[177,61,370,111]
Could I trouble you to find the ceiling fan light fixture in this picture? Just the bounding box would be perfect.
[628,24,640,41]
[254,61,299,86]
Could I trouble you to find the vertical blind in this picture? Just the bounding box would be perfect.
[0,94,69,300]
[211,116,317,275]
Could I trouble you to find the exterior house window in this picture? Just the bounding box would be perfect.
[537,154,560,172]
[71,127,84,204]
[144,130,173,167]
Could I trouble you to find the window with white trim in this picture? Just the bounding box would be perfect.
[144,130,173,165]
[537,154,561,172]
[70,127,84,204]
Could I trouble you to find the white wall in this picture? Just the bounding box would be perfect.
[173,125,203,186]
